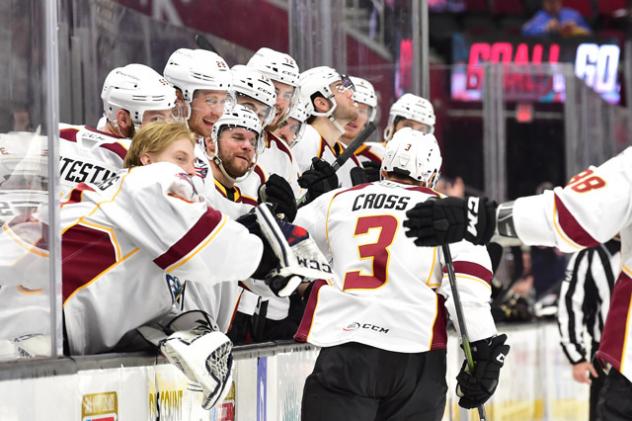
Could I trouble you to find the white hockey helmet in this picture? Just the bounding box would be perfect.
[101,64,178,127]
[247,47,300,87]
[381,127,442,187]
[350,76,378,123]
[211,104,264,183]
[230,65,277,127]
[383,93,436,141]
[297,66,354,118]
[163,48,232,103]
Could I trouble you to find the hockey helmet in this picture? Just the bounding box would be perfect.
[101,64,178,127]
[381,127,442,187]
[383,93,435,141]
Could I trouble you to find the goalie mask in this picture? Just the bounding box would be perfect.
[383,93,435,141]
[211,104,263,183]
[101,64,179,128]
[381,127,442,187]
[230,65,277,128]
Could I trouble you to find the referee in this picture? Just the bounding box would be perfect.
[557,238,620,421]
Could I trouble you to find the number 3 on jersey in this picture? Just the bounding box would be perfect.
[343,215,398,290]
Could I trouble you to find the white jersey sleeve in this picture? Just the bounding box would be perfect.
[437,240,496,342]
[513,147,632,252]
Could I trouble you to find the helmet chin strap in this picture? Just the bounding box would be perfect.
[212,154,256,185]
[328,114,346,135]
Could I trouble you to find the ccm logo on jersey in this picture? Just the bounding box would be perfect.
[342,322,390,334]
[466,196,479,237]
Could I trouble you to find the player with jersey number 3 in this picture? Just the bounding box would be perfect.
[293,127,510,421]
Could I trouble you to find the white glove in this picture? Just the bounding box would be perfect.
[160,329,233,409]
[167,174,204,203]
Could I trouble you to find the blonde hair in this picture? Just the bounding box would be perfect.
[124,121,195,168]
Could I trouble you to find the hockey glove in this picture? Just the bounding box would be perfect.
[403,196,497,246]
[297,158,338,204]
[456,334,510,409]
[258,174,297,221]
[361,161,381,183]
[236,212,279,279]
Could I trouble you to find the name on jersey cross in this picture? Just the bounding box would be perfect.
[352,193,410,212]
[59,157,116,185]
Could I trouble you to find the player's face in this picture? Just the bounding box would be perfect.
[143,137,196,175]
[343,103,371,143]
[330,80,358,121]
[272,81,295,126]
[218,127,257,177]
[236,95,274,127]
[394,118,432,135]
[189,89,231,138]
[141,108,179,126]
[273,117,302,147]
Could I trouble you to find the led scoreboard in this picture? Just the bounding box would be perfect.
[451,36,620,103]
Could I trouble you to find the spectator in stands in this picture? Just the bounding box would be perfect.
[522,0,591,37]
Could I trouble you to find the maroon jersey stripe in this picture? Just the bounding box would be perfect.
[430,295,448,350]
[153,207,223,270]
[99,142,128,161]
[443,261,493,285]
[555,194,599,248]
[239,196,258,206]
[294,279,328,342]
[597,271,632,372]
[59,128,79,142]
[268,132,294,162]
[62,224,117,301]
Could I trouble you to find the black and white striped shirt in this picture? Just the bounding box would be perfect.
[557,240,620,364]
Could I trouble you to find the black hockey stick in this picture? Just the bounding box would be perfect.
[296,122,376,206]
[442,244,488,421]
[194,33,218,53]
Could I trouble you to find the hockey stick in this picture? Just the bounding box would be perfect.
[442,244,488,421]
[296,121,376,206]
[194,33,219,53]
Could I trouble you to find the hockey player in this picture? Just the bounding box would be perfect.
[403,147,632,420]
[273,96,310,147]
[61,121,282,409]
[59,64,179,196]
[342,76,382,165]
[246,48,303,196]
[292,66,362,190]
[163,48,233,156]
[383,93,436,142]
[295,128,509,420]
[183,105,297,335]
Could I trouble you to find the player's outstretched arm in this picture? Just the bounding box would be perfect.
[403,196,497,246]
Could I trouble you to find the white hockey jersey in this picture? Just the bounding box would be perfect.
[511,146,632,381]
[256,131,302,196]
[58,125,130,197]
[60,162,263,354]
[292,124,362,189]
[294,180,496,353]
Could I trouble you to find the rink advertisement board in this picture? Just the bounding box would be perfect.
[0,324,588,420]
[451,35,621,103]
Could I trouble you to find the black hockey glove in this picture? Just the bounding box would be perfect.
[235,212,279,279]
[258,174,297,221]
[361,160,381,183]
[456,334,510,409]
[297,158,338,204]
[403,196,497,246]
[350,166,369,186]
